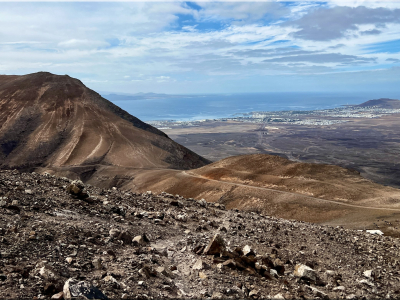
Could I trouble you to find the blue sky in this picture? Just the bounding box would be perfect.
[0,1,400,94]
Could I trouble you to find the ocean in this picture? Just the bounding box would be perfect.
[104,92,398,122]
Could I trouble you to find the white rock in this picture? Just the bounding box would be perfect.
[63,278,78,300]
[294,264,317,282]
[249,289,259,297]
[109,228,121,238]
[363,269,374,279]
[132,235,146,246]
[242,245,254,256]
[103,275,118,284]
[39,265,58,280]
[366,230,383,235]
[65,257,73,264]
[359,279,374,287]
[325,270,335,276]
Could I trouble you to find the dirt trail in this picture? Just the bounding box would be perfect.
[180,171,400,212]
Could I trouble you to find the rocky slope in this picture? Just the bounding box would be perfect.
[116,154,400,235]
[0,72,209,174]
[1,170,400,299]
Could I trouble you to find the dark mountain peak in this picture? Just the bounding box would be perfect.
[357,98,400,109]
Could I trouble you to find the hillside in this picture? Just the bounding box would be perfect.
[1,170,399,299]
[122,154,400,235]
[356,98,400,108]
[0,72,209,175]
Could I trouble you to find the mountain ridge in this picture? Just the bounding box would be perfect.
[356,98,400,108]
[0,72,210,173]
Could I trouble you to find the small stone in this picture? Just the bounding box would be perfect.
[65,257,73,264]
[51,292,64,300]
[118,231,132,245]
[109,228,121,238]
[274,293,285,300]
[193,259,204,270]
[39,264,58,281]
[103,275,118,284]
[156,266,170,277]
[11,200,18,205]
[359,279,374,287]
[325,270,335,276]
[294,264,317,282]
[139,265,157,278]
[132,235,147,246]
[249,289,259,298]
[121,294,128,299]
[176,214,187,222]
[333,286,346,291]
[203,234,226,255]
[270,269,278,277]
[199,199,207,207]
[309,286,327,298]
[211,291,223,299]
[66,180,89,199]
[199,271,207,280]
[363,270,374,279]
[242,245,255,256]
[92,258,102,270]
[273,258,285,275]
[25,189,33,195]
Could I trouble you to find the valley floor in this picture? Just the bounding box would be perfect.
[163,112,400,188]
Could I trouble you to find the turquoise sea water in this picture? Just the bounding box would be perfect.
[104,92,399,122]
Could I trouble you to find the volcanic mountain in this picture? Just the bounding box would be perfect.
[356,98,400,108]
[0,72,209,174]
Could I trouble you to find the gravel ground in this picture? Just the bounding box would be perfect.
[0,169,399,299]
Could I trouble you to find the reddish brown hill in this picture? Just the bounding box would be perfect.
[0,72,209,173]
[119,154,400,234]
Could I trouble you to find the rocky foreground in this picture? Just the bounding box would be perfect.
[0,170,400,299]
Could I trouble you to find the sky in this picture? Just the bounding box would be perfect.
[1,0,400,94]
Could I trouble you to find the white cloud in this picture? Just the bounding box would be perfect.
[58,39,109,49]
[0,1,399,93]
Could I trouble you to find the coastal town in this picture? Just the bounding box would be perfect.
[149,104,400,129]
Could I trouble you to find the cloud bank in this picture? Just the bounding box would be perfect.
[0,1,399,94]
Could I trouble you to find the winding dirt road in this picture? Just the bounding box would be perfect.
[180,171,400,212]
